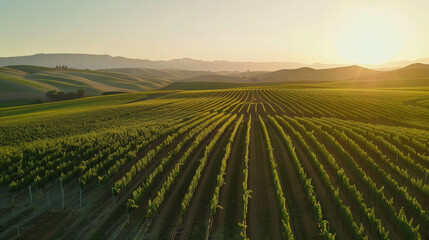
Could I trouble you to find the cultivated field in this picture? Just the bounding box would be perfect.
[0,87,428,240]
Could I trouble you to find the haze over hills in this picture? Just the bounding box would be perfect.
[375,58,429,69]
[1,62,429,105]
[255,65,376,82]
[177,63,429,83]
[0,53,350,71]
[2,53,429,72]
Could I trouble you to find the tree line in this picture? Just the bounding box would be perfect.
[45,89,86,102]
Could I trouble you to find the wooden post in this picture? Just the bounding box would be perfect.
[29,185,33,206]
[426,150,429,168]
[394,218,397,232]
[79,177,82,208]
[60,177,64,210]
[425,221,429,240]
[112,187,115,206]
[425,170,428,184]
[205,214,213,240]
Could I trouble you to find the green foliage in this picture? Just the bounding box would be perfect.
[269,116,336,239]
[239,116,252,239]
[1,87,428,239]
[145,114,231,218]
[259,116,294,240]
[209,115,243,215]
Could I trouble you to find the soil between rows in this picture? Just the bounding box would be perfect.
[211,122,245,240]
[247,119,282,240]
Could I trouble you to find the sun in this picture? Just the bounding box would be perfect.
[335,9,404,65]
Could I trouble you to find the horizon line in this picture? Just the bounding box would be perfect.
[1,52,428,67]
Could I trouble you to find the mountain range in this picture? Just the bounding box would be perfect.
[3,53,429,72]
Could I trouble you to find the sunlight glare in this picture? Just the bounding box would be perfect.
[336,9,404,65]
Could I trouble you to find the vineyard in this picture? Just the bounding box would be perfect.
[0,87,428,240]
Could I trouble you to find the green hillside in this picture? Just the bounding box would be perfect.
[3,64,429,109]
[162,81,283,90]
[105,68,215,80]
[0,65,171,102]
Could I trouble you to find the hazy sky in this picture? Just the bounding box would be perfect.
[1,0,429,64]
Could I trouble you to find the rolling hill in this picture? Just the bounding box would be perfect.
[177,74,247,83]
[2,63,429,106]
[255,65,378,82]
[174,64,429,86]
[162,81,284,90]
[0,65,171,101]
[103,68,216,80]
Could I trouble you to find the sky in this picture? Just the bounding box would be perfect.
[1,0,429,65]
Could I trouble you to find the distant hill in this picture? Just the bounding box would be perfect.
[400,63,429,70]
[2,53,429,72]
[373,58,429,69]
[2,63,429,105]
[163,63,429,90]
[163,81,281,90]
[0,65,171,101]
[104,68,216,80]
[177,65,379,83]
[369,63,429,80]
[253,64,429,83]
[255,65,377,82]
[178,74,248,83]
[0,53,344,71]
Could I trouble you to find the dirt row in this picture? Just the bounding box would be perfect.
[247,119,282,239]
[2,114,201,240]
[266,120,320,239]
[210,122,245,239]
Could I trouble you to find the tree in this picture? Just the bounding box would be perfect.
[45,89,86,102]
[77,89,86,98]
[45,90,57,101]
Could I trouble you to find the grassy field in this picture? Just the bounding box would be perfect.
[0,85,428,240]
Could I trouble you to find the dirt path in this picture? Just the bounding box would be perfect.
[296,119,392,240]
[323,130,404,240]
[266,121,320,239]
[139,124,232,239]
[247,118,282,240]
[52,115,206,239]
[113,117,230,239]
[59,116,197,239]
[211,123,245,239]
[113,126,217,240]
[277,117,352,239]
[177,125,234,240]
[0,175,90,239]
[257,90,283,115]
[332,126,429,235]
